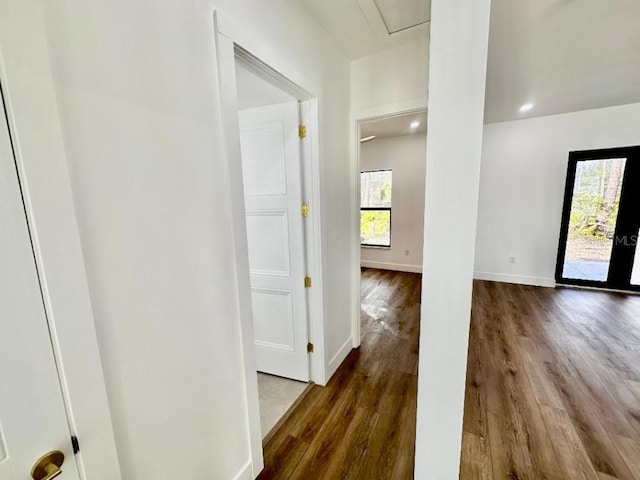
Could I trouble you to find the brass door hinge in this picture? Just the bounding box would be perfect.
[298,125,307,139]
[301,204,310,217]
[304,276,312,288]
[307,342,314,353]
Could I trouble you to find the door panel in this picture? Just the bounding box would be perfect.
[245,211,290,276]
[0,95,79,477]
[557,146,640,291]
[251,289,295,349]
[241,123,288,196]
[239,102,309,382]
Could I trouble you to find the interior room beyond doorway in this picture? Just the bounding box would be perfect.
[359,111,427,274]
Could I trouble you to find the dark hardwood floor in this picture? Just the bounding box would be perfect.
[461,280,640,480]
[259,271,640,479]
[258,268,421,479]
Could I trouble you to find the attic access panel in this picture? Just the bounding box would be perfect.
[374,0,431,34]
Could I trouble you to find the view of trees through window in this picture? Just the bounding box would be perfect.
[563,158,626,281]
[361,170,392,247]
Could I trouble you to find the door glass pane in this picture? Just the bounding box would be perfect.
[563,158,627,281]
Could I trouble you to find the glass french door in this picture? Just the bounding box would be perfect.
[556,146,640,292]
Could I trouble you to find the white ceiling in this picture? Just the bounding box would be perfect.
[361,111,428,139]
[235,61,296,111]
[485,0,640,123]
[301,0,430,59]
[303,0,640,123]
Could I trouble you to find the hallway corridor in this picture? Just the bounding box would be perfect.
[258,268,421,479]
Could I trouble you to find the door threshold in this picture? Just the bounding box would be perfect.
[262,381,315,446]
[556,283,640,295]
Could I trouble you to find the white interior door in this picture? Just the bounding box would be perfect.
[0,98,80,479]
[239,101,310,382]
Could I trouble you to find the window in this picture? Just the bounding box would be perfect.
[361,170,392,247]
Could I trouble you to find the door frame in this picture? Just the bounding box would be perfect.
[212,10,326,477]
[0,2,121,479]
[555,146,640,292]
[351,101,428,347]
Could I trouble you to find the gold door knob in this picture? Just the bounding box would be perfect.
[31,450,65,480]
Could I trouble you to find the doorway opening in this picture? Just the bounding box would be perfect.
[214,16,326,471]
[358,109,427,365]
[234,57,314,439]
[556,146,640,292]
[359,112,428,260]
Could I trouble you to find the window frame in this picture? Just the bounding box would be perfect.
[360,169,392,248]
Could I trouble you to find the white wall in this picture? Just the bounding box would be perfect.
[351,39,429,114]
[414,0,491,477]
[475,102,640,287]
[40,1,351,479]
[360,134,427,272]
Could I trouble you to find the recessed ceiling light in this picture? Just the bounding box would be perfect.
[410,121,420,128]
[519,103,534,113]
[360,135,376,143]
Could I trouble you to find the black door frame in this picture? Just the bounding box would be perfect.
[556,146,640,292]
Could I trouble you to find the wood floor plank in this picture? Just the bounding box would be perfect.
[539,405,599,480]
[288,382,362,480]
[459,432,492,480]
[481,287,561,478]
[613,435,640,480]
[259,434,310,480]
[598,473,620,480]
[354,375,415,479]
[626,380,640,402]
[544,357,636,480]
[321,407,380,480]
[390,374,418,480]
[583,357,640,439]
[558,336,639,441]
[520,336,566,411]
[486,410,508,479]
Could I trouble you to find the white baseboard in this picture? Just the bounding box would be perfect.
[326,337,353,381]
[474,271,556,288]
[361,260,422,273]
[232,461,253,480]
